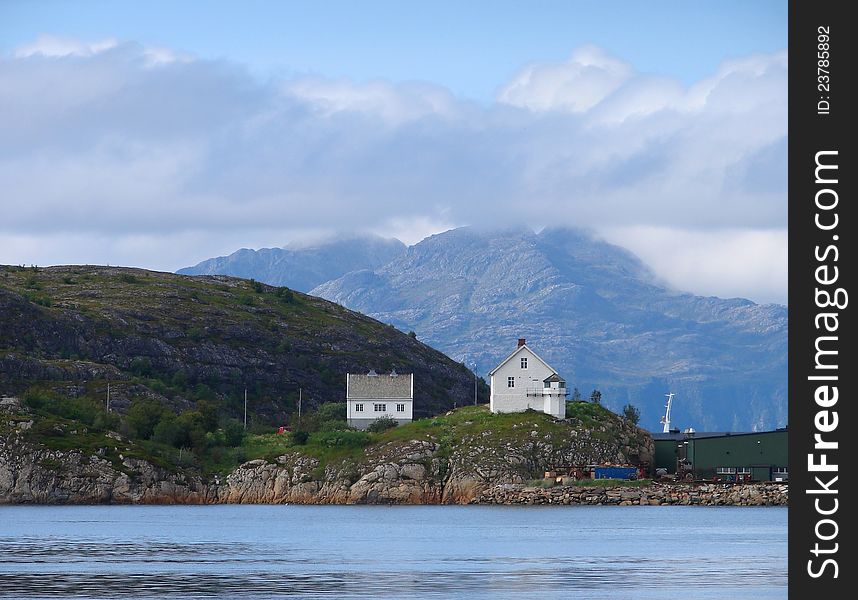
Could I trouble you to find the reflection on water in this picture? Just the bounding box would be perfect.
[0,505,786,599]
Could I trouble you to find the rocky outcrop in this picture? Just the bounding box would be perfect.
[1,427,784,507]
[3,398,781,508]
[217,440,445,504]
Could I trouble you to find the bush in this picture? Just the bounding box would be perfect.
[93,411,121,432]
[195,399,220,432]
[314,430,371,448]
[366,416,398,433]
[316,402,346,422]
[152,415,181,446]
[291,430,309,445]
[129,357,153,377]
[221,419,245,446]
[275,287,294,303]
[319,419,350,432]
[622,404,641,425]
[125,399,168,439]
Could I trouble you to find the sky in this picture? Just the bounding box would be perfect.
[0,1,788,304]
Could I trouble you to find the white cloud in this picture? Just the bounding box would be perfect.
[0,37,787,304]
[598,227,788,305]
[12,34,119,58]
[497,45,633,113]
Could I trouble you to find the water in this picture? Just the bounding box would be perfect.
[0,505,786,599]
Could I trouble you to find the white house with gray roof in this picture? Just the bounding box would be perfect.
[346,370,413,429]
[489,338,567,419]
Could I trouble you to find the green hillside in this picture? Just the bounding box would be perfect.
[0,265,487,431]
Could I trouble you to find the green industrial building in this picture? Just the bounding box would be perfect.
[652,428,788,482]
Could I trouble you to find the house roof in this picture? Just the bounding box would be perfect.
[347,372,413,399]
[489,343,557,376]
[543,373,565,383]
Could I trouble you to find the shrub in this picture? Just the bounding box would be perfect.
[366,415,398,433]
[93,411,121,432]
[622,404,641,425]
[250,279,265,293]
[221,419,245,446]
[129,357,153,377]
[195,399,219,432]
[316,402,346,422]
[152,415,181,446]
[314,430,371,448]
[291,430,309,445]
[125,399,168,439]
[319,419,350,432]
[275,287,294,303]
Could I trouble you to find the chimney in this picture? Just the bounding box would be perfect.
[518,338,526,347]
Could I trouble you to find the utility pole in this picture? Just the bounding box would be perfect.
[106,382,110,412]
[473,362,478,405]
[244,388,248,430]
[298,388,302,426]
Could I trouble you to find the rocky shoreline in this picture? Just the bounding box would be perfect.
[1,399,785,507]
[1,441,787,506]
[472,482,788,506]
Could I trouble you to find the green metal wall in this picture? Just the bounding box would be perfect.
[654,439,680,473]
[690,430,788,480]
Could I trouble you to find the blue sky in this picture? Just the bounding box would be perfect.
[0,1,788,303]
[1,0,787,101]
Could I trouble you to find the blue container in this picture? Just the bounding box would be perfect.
[594,466,638,480]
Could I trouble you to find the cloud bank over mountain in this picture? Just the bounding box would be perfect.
[0,36,786,303]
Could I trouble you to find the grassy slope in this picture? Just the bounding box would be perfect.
[4,401,650,483]
[0,265,486,423]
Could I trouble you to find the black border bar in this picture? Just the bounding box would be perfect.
[789,1,854,596]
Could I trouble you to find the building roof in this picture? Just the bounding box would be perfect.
[489,343,557,376]
[543,373,566,383]
[651,429,786,441]
[347,372,413,399]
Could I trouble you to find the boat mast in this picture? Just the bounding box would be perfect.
[661,392,675,433]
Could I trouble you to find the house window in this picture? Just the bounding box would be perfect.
[373,403,387,412]
[716,467,737,474]
[355,403,364,412]
[521,357,528,369]
[559,382,566,389]
[773,467,788,474]
[736,467,751,475]
[396,403,405,412]
[507,377,515,388]
[544,381,550,388]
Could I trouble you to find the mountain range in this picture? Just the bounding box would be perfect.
[178,227,788,431]
[178,236,406,292]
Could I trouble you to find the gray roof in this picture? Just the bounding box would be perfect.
[651,429,786,441]
[347,372,413,399]
[544,373,565,383]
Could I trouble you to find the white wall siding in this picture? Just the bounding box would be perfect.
[347,398,413,424]
[490,345,565,419]
[347,399,412,429]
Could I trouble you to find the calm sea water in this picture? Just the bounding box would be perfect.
[0,505,786,599]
